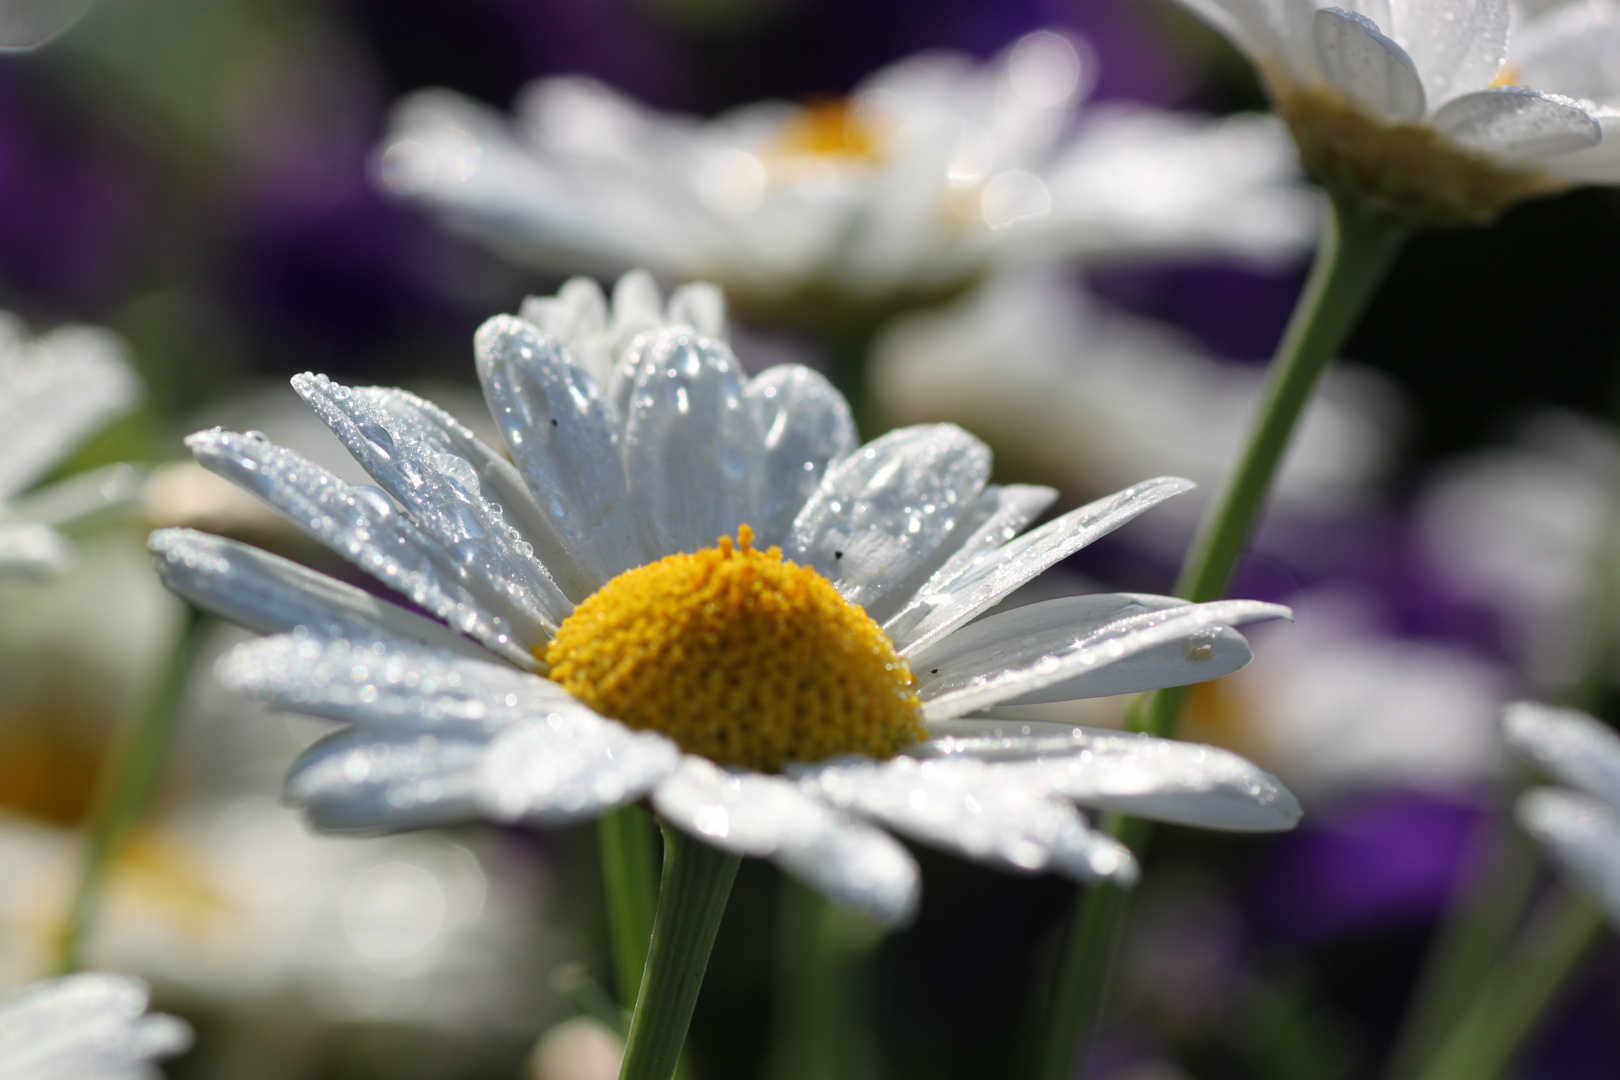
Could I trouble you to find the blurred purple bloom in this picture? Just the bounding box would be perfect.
[1249,789,1487,943]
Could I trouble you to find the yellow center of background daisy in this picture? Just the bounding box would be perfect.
[543,526,924,772]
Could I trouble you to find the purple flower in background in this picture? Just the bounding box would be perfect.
[0,68,146,312]
[1249,789,1488,944]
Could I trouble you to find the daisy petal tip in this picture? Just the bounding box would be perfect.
[473,312,542,356]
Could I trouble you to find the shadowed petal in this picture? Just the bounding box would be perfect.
[1503,701,1620,810]
[796,756,1138,885]
[1431,87,1601,158]
[653,757,920,926]
[1314,7,1426,121]
[1518,787,1620,927]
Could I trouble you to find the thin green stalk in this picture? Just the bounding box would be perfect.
[1030,194,1408,1080]
[600,804,661,1006]
[55,604,203,973]
[618,823,740,1080]
[1414,887,1604,1080]
[1173,193,1408,606]
[767,880,884,1080]
[1381,811,1539,1080]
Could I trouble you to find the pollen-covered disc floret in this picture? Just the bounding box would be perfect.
[544,526,924,772]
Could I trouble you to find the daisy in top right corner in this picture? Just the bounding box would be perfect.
[1173,0,1620,225]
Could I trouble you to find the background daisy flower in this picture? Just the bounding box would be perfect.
[0,971,190,1080]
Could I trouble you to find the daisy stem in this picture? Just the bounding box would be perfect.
[618,823,740,1080]
[54,604,203,974]
[1171,191,1407,609]
[1411,885,1603,1080]
[1032,194,1406,1080]
[600,805,661,1007]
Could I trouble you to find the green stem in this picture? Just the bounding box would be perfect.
[618,824,740,1080]
[1031,814,1147,1080]
[1381,812,1539,1080]
[1176,193,1408,604]
[600,804,661,1007]
[55,604,203,973]
[767,880,884,1080]
[1030,195,1407,1080]
[1413,887,1604,1080]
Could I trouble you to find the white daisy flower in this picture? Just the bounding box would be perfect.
[0,972,189,1080]
[151,272,1301,927]
[1503,701,1620,926]
[1172,0,1620,223]
[1416,409,1620,695]
[375,30,1316,316]
[871,268,1404,547]
[0,315,142,579]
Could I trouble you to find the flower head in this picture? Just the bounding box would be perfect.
[0,972,190,1080]
[375,31,1315,319]
[1176,0,1620,224]
[0,315,141,578]
[154,272,1301,926]
[1503,701,1620,926]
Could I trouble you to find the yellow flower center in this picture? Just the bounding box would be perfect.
[768,99,883,164]
[543,526,924,772]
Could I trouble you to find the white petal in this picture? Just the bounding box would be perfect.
[286,728,491,832]
[896,477,1195,659]
[475,314,642,584]
[797,756,1137,884]
[914,593,1257,703]
[218,632,574,735]
[1314,7,1427,121]
[652,757,920,926]
[1430,87,1601,158]
[8,463,145,529]
[0,324,137,502]
[1389,0,1509,105]
[1503,700,1620,810]
[0,0,92,50]
[149,528,490,661]
[186,428,540,665]
[744,364,858,548]
[481,718,680,826]
[916,719,1301,832]
[622,326,761,556]
[788,424,991,610]
[0,522,71,577]
[1515,2,1620,104]
[919,599,1292,720]
[361,383,606,601]
[0,973,190,1078]
[1517,788,1620,928]
[293,373,573,632]
[520,276,608,343]
[877,484,1057,633]
[666,281,728,340]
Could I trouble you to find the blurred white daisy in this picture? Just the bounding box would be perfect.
[0,971,189,1080]
[1503,701,1620,925]
[1187,588,1510,799]
[375,30,1316,315]
[1172,0,1620,222]
[871,269,1404,555]
[1416,410,1620,695]
[0,315,141,578]
[152,272,1301,928]
[0,0,92,50]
